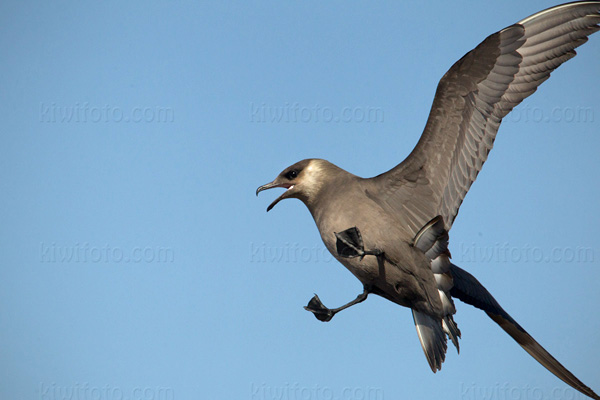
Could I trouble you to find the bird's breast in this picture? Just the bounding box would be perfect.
[311,195,442,314]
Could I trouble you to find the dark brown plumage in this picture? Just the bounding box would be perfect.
[257,2,600,399]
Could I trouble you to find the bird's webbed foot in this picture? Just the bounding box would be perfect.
[334,227,383,260]
[304,288,369,322]
[304,294,335,322]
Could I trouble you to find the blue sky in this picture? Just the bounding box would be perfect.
[1,1,599,399]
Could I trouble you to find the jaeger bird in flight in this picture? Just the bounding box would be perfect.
[257,2,600,398]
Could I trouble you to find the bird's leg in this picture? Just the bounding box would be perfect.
[361,248,383,259]
[304,287,369,322]
[306,227,380,322]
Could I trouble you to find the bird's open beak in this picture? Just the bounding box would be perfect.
[256,181,295,212]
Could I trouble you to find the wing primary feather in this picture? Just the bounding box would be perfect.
[371,2,600,234]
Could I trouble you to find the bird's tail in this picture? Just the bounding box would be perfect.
[449,264,599,400]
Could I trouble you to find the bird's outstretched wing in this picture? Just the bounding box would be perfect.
[372,2,600,234]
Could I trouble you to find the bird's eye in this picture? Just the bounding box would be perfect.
[286,170,298,180]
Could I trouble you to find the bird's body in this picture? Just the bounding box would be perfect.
[257,2,600,399]
[304,161,443,316]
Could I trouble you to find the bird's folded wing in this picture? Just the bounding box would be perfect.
[372,2,600,235]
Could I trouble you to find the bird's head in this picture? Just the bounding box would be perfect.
[256,159,334,212]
